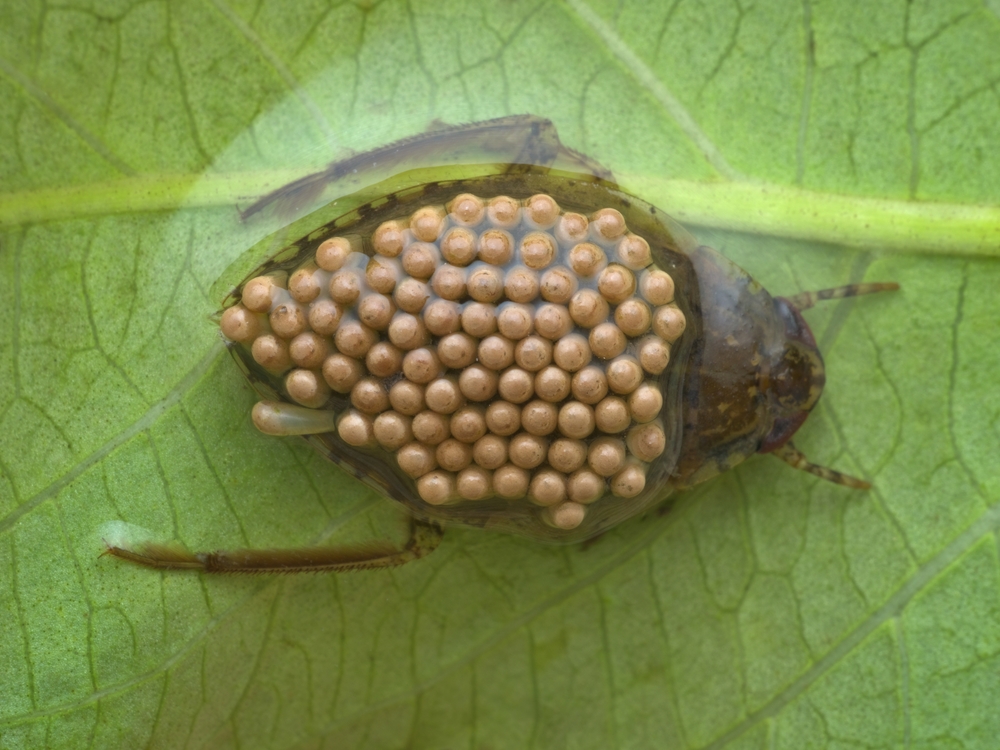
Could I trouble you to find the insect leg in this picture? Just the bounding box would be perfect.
[770,442,871,490]
[784,282,899,311]
[103,519,444,574]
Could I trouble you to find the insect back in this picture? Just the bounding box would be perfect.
[221,172,700,544]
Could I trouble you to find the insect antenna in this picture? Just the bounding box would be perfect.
[784,282,899,311]
[770,442,871,489]
[103,519,443,574]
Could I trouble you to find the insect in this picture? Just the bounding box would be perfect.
[106,116,897,574]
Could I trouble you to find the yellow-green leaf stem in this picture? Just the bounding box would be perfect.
[4,174,998,257]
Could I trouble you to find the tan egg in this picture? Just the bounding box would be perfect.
[570,366,609,405]
[458,365,499,402]
[242,275,281,313]
[460,302,498,338]
[545,502,587,529]
[394,278,431,314]
[509,433,549,470]
[504,266,540,303]
[528,469,566,507]
[423,299,462,336]
[431,264,467,301]
[547,438,587,473]
[335,320,378,358]
[569,289,609,327]
[638,336,671,374]
[350,377,390,415]
[557,401,596,440]
[567,469,605,504]
[485,401,521,436]
[252,334,291,372]
[614,299,652,337]
[477,335,516,371]
[388,313,430,351]
[521,400,559,437]
[589,323,627,360]
[591,208,627,241]
[539,267,577,304]
[450,406,488,444]
[448,194,486,227]
[568,242,606,277]
[307,299,343,336]
[514,336,553,373]
[473,434,509,470]
[437,332,478,369]
[534,366,571,403]
[478,229,514,265]
[653,305,686,342]
[412,410,451,445]
[486,195,521,228]
[397,441,437,478]
[357,293,396,331]
[497,303,535,340]
[493,464,530,499]
[440,226,479,265]
[290,332,331,369]
[457,466,493,500]
[640,269,676,305]
[534,304,572,341]
[286,369,331,409]
[610,462,646,498]
[498,367,535,404]
[338,410,375,447]
[388,380,426,416]
[616,233,652,269]
[556,212,589,244]
[597,264,637,304]
[520,232,556,270]
[467,265,505,303]
[289,265,322,303]
[425,376,465,415]
[220,304,261,343]
[316,236,354,269]
[410,205,446,242]
[401,347,441,384]
[270,302,307,339]
[322,353,365,393]
[524,193,560,228]
[372,221,406,258]
[417,471,457,505]
[373,412,413,451]
[402,242,440,280]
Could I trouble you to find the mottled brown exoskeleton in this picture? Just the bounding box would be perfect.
[106,117,897,574]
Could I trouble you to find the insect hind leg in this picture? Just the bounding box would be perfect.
[103,519,443,574]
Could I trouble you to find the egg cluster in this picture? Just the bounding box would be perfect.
[220,193,686,530]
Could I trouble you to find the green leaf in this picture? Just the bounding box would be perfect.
[1,1,998,748]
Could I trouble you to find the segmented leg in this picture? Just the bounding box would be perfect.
[771,442,871,489]
[103,519,443,574]
[784,282,899,311]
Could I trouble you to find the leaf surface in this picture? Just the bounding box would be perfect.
[1,1,998,748]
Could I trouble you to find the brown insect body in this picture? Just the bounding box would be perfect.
[106,117,896,573]
[673,245,823,488]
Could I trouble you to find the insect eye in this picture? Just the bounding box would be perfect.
[770,343,824,414]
